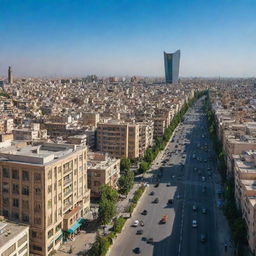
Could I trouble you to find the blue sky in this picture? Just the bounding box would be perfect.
[1,0,256,77]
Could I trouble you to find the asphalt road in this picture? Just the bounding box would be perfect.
[109,97,226,256]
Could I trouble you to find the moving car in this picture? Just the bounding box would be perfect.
[133,220,139,227]
[192,220,197,228]
[152,198,159,204]
[202,208,207,214]
[168,199,173,204]
[133,247,141,254]
[141,210,148,215]
[136,229,143,235]
[147,238,154,244]
[149,191,155,196]
[192,205,197,211]
[200,234,207,243]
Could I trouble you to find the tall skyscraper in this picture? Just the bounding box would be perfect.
[164,50,180,83]
[8,66,13,84]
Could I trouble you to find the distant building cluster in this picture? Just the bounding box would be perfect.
[0,66,207,255]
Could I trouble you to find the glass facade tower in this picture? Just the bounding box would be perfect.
[164,50,180,84]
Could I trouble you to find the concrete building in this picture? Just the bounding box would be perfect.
[164,50,181,84]
[138,122,154,156]
[96,122,140,159]
[82,112,100,127]
[0,219,29,256]
[0,143,90,256]
[87,152,120,198]
[8,66,13,84]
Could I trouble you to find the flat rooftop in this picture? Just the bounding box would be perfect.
[0,221,28,249]
[0,143,83,165]
[235,159,256,174]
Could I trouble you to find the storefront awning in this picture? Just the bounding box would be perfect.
[67,218,85,233]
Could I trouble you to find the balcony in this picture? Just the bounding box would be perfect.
[63,178,72,187]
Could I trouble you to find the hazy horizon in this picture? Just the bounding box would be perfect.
[1,0,256,78]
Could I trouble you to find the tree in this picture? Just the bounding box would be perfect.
[143,149,154,163]
[98,185,118,225]
[118,170,134,195]
[120,158,130,172]
[138,161,150,173]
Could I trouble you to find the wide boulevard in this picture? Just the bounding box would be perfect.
[109,97,225,256]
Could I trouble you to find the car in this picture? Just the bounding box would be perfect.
[202,208,207,214]
[192,220,197,228]
[133,247,141,254]
[147,238,154,244]
[202,186,206,193]
[133,220,139,227]
[202,176,206,182]
[152,198,159,204]
[136,229,143,235]
[160,215,167,224]
[166,182,171,187]
[140,220,144,227]
[200,234,207,243]
[192,205,197,211]
[168,199,173,204]
[141,210,148,215]
[154,183,160,188]
[149,191,155,196]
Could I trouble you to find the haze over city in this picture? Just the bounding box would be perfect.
[1,0,256,77]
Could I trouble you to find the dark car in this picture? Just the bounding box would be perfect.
[149,191,155,196]
[168,199,173,204]
[152,198,159,204]
[200,234,207,243]
[154,183,160,188]
[147,238,154,244]
[136,229,143,235]
[133,247,141,254]
[141,210,148,215]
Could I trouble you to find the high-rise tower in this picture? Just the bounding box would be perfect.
[8,66,13,84]
[164,50,180,83]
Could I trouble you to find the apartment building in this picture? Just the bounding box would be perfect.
[96,122,139,159]
[87,152,120,197]
[82,112,100,127]
[233,152,256,254]
[0,220,29,256]
[0,143,90,256]
[153,118,166,138]
[0,118,13,134]
[138,122,154,156]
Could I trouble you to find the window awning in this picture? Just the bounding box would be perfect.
[67,218,85,233]
[55,232,63,241]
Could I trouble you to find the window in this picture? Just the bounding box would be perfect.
[35,187,41,196]
[48,228,53,238]
[22,200,29,209]
[3,210,8,217]
[2,244,16,256]
[54,167,57,178]
[48,199,52,209]
[3,198,9,207]
[58,166,62,173]
[13,198,19,207]
[32,245,42,252]
[34,217,41,225]
[22,214,29,223]
[48,169,52,179]
[79,154,83,161]
[2,182,9,193]
[12,212,19,219]
[18,243,28,255]
[12,169,19,179]
[3,167,9,178]
[22,170,29,181]
[48,185,52,194]
[18,234,28,246]
[55,222,62,232]
[12,184,19,194]
[58,179,62,186]
[22,185,29,195]
[34,202,41,213]
[34,173,41,182]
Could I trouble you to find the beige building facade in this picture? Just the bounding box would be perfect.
[0,143,90,256]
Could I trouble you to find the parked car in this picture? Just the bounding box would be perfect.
[168,199,173,204]
[152,198,159,204]
[160,215,167,224]
[149,191,155,196]
[147,238,154,244]
[200,234,207,243]
[192,205,197,211]
[133,247,141,254]
[136,229,143,235]
[202,208,207,214]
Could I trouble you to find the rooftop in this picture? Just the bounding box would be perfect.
[0,220,28,249]
[0,143,83,165]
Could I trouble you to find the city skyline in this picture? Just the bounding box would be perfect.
[1,0,256,77]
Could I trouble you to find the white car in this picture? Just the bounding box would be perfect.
[192,220,197,228]
[133,220,139,227]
